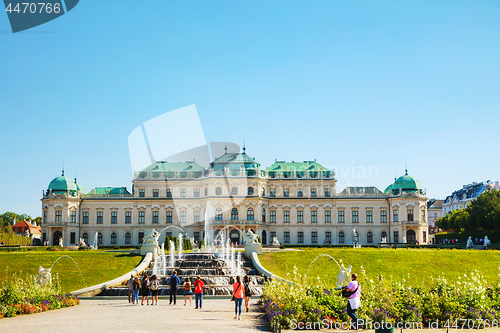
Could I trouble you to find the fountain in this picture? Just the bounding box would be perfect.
[36,255,88,288]
[306,254,352,289]
[178,233,184,260]
[90,231,98,250]
[204,201,213,251]
[169,240,175,268]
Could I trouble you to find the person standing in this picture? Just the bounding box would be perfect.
[169,270,180,305]
[127,275,134,304]
[141,275,150,305]
[232,275,243,320]
[132,277,141,305]
[243,275,252,312]
[183,277,193,306]
[194,276,204,309]
[150,275,159,305]
[345,273,361,329]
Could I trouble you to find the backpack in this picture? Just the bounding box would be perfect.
[170,276,178,287]
[151,279,158,290]
[341,283,360,298]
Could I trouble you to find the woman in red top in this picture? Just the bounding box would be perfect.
[194,276,204,309]
[232,275,243,320]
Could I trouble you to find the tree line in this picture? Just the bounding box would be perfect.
[0,212,42,234]
[436,190,500,231]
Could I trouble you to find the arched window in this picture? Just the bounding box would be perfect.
[367,232,373,244]
[216,208,223,221]
[247,208,254,221]
[248,187,254,195]
[232,187,238,195]
[97,232,103,245]
[82,233,88,245]
[381,232,387,242]
[216,187,222,195]
[111,232,117,244]
[339,232,345,244]
[231,208,238,221]
[125,232,131,244]
[262,208,266,222]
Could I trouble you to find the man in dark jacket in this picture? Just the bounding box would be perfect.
[169,270,181,305]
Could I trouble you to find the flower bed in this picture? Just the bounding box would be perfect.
[0,273,79,318]
[259,266,500,330]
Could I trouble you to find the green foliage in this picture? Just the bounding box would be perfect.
[0,233,31,246]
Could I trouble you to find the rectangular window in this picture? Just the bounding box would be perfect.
[325,211,331,223]
[324,188,331,197]
[166,189,172,198]
[298,231,304,244]
[194,189,200,197]
[180,211,186,223]
[311,188,317,197]
[366,211,373,223]
[194,211,200,223]
[339,232,345,244]
[270,211,276,223]
[284,211,290,223]
[270,189,276,197]
[394,210,399,222]
[381,211,387,223]
[70,232,76,244]
[70,211,76,223]
[325,231,331,244]
[111,211,117,224]
[166,211,172,223]
[394,231,399,243]
[352,211,359,223]
[194,232,200,243]
[338,211,345,223]
[55,211,62,223]
[311,231,317,244]
[297,189,303,197]
[283,188,289,197]
[180,189,186,197]
[270,231,276,241]
[153,189,159,197]
[408,209,414,221]
[297,211,303,223]
[125,211,131,224]
[284,231,290,244]
[96,211,103,224]
[43,211,47,224]
[138,211,145,224]
[82,212,89,224]
[311,211,317,223]
[139,189,145,197]
[138,232,144,244]
[152,211,159,224]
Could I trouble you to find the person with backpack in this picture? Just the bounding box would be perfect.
[169,270,181,305]
[243,275,252,312]
[194,276,204,309]
[231,275,243,320]
[150,274,159,305]
[343,273,361,329]
[183,277,193,306]
[132,276,141,305]
[141,275,150,305]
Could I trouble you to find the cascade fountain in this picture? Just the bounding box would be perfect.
[169,240,175,268]
[161,242,166,276]
[204,201,212,251]
[178,233,183,260]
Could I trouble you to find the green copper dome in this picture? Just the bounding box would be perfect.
[74,178,88,194]
[48,170,77,193]
[385,170,423,195]
[384,183,394,194]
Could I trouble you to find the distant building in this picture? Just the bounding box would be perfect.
[11,220,41,244]
[442,181,497,215]
[426,199,444,228]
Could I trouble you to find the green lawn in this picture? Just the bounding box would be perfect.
[0,251,142,292]
[259,248,500,287]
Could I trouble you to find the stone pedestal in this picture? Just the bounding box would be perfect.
[140,244,159,256]
[244,243,263,259]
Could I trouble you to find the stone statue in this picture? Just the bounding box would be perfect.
[58,237,63,247]
[35,266,52,286]
[143,229,161,245]
[243,230,260,245]
[403,237,407,244]
[381,237,387,244]
[79,238,87,247]
[271,236,280,247]
[466,236,473,249]
[336,265,352,288]
[484,236,490,247]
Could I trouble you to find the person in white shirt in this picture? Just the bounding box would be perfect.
[345,273,361,329]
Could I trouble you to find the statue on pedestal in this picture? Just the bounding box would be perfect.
[336,265,352,288]
[466,236,474,249]
[35,266,52,286]
[484,236,490,247]
[271,236,280,247]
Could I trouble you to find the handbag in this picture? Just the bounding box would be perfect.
[231,283,241,302]
[341,283,359,298]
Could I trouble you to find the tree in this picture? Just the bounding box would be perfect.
[467,190,500,231]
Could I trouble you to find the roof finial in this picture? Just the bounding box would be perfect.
[243,139,246,153]
[405,161,408,175]
[224,145,228,153]
[62,163,65,176]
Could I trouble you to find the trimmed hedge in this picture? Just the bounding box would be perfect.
[435,230,500,243]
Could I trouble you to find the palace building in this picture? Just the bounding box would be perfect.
[41,149,428,246]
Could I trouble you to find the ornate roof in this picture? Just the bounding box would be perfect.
[338,186,386,197]
[47,170,77,193]
[385,169,424,195]
[89,187,131,195]
[210,147,260,170]
[140,161,204,173]
[266,160,328,172]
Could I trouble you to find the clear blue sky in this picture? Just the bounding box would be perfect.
[1,1,499,218]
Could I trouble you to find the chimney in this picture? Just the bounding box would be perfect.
[495,181,499,191]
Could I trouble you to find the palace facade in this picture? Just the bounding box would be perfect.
[41,149,428,246]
